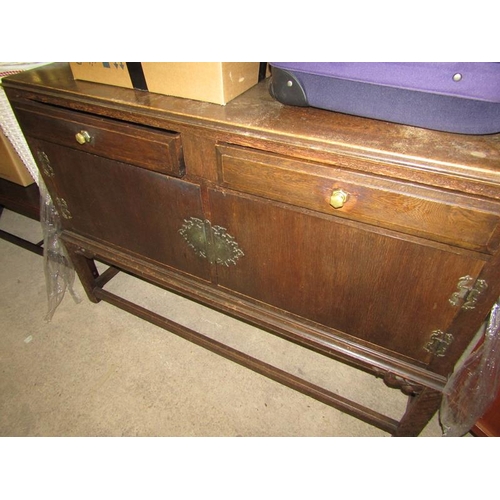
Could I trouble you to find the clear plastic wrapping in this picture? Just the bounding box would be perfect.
[2,66,80,320]
[39,180,81,321]
[440,298,500,436]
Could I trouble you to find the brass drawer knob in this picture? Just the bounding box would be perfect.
[75,130,91,144]
[330,189,349,209]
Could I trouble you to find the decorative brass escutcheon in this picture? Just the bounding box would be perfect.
[210,225,245,266]
[179,217,244,266]
[179,217,209,260]
[330,189,349,209]
[75,130,91,145]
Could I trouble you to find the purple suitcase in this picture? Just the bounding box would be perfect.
[269,62,500,135]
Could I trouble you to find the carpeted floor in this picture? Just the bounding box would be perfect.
[0,208,445,437]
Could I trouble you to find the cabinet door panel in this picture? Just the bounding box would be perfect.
[209,189,485,364]
[32,139,211,281]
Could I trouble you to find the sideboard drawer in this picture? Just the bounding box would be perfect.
[13,102,185,177]
[217,144,500,253]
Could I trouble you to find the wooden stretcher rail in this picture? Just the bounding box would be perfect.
[0,227,43,255]
[93,281,400,435]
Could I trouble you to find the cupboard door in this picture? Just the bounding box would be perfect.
[209,189,486,365]
[30,138,211,281]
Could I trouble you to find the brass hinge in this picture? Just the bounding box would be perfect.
[55,197,72,219]
[424,329,454,357]
[36,149,54,178]
[449,275,488,310]
[179,217,244,266]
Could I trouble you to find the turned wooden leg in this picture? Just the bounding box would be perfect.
[393,387,443,437]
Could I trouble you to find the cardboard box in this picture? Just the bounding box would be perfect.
[0,129,34,186]
[69,62,263,105]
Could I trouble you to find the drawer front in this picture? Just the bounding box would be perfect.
[217,144,500,253]
[13,102,185,177]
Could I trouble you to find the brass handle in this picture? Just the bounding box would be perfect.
[75,130,91,145]
[330,189,349,209]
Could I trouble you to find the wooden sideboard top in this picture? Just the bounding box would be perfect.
[4,62,500,190]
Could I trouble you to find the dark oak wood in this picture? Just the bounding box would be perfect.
[13,100,185,178]
[216,144,500,253]
[209,189,485,364]
[4,62,500,436]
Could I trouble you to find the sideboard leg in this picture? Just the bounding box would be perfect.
[64,241,100,303]
[393,387,443,436]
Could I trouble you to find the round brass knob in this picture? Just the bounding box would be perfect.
[330,189,349,209]
[75,130,91,145]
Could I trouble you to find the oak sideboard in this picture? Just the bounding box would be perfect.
[5,63,500,436]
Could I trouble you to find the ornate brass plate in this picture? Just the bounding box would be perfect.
[179,217,244,266]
